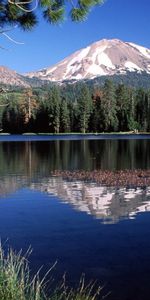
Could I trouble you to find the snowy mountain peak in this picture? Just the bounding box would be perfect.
[26,39,150,82]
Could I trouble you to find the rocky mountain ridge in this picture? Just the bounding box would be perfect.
[0,66,30,87]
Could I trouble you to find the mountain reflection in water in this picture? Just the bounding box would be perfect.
[1,173,150,223]
[1,138,150,223]
[31,177,150,223]
[1,138,150,300]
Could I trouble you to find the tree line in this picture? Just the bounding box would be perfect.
[0,80,150,133]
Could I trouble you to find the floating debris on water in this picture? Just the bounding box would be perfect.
[52,169,150,188]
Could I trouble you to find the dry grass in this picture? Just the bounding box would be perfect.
[0,245,103,300]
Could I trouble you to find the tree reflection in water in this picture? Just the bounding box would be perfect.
[1,138,150,222]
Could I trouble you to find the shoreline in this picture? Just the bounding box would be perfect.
[0,132,150,142]
[0,131,150,136]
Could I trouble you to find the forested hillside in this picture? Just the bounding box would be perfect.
[0,80,150,133]
[87,72,150,90]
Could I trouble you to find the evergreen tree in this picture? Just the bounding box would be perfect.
[1,81,150,134]
[77,83,92,133]
[101,80,118,131]
[2,94,24,132]
[0,0,104,31]
[146,90,150,131]
[90,89,103,132]
[127,88,138,131]
[0,88,9,131]
[135,88,147,131]
[47,86,61,133]
[35,98,50,132]
[116,84,130,131]
[60,97,70,132]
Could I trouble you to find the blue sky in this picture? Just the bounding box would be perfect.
[0,0,150,73]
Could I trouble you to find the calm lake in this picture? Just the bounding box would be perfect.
[1,135,150,300]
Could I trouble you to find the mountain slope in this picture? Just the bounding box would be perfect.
[26,39,150,82]
[0,66,52,88]
[0,66,30,87]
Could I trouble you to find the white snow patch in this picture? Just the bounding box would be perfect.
[40,46,90,79]
[129,203,150,217]
[68,46,90,67]
[124,61,143,71]
[97,52,115,69]
[129,43,150,59]
[76,46,90,61]
[63,63,81,80]
[46,66,57,74]
[118,69,127,74]
[63,46,90,78]
[71,73,83,80]
[93,193,113,210]
[133,190,142,195]
[124,191,136,199]
[87,186,105,195]
[91,45,107,62]
[67,64,82,78]
[87,64,107,76]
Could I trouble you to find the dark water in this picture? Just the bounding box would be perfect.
[1,136,150,299]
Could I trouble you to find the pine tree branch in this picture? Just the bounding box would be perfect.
[8,0,39,13]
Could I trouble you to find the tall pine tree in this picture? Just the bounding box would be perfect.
[77,83,92,133]
[47,86,61,133]
[101,80,118,131]
[60,97,70,132]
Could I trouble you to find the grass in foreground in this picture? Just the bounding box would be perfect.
[0,245,103,300]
